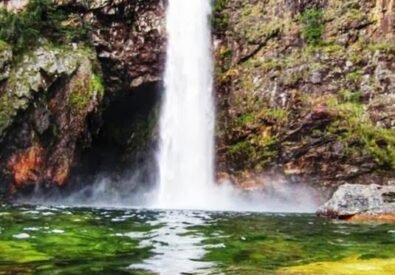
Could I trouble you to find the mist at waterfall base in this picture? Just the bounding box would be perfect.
[17,0,319,213]
[19,174,319,213]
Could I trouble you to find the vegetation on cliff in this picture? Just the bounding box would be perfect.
[0,0,165,195]
[0,1,103,193]
[214,0,395,189]
[0,0,87,54]
[300,8,324,46]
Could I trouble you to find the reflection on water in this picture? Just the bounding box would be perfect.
[0,205,394,274]
[129,210,213,274]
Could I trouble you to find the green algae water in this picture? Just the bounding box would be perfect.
[0,204,394,274]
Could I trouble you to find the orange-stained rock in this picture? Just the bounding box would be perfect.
[311,104,332,121]
[349,214,395,223]
[7,146,44,187]
[47,160,70,187]
[216,172,236,185]
[217,171,266,190]
[237,179,261,190]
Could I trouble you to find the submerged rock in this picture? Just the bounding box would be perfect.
[317,183,395,219]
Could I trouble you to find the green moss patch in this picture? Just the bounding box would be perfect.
[0,241,51,263]
[327,92,395,168]
[300,9,324,46]
[69,73,104,112]
[0,94,16,137]
[278,257,395,274]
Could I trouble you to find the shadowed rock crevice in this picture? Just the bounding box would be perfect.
[72,81,161,184]
[9,80,162,202]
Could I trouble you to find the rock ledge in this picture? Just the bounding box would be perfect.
[317,183,395,220]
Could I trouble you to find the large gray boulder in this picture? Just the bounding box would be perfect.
[317,183,395,218]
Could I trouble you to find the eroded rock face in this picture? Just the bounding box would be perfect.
[317,183,395,218]
[57,0,166,93]
[375,0,395,36]
[214,0,395,190]
[0,43,104,194]
[0,0,166,197]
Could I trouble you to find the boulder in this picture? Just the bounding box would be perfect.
[317,183,395,219]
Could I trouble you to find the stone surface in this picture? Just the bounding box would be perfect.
[317,183,395,218]
[0,43,104,192]
[58,0,166,93]
[0,0,164,196]
[214,0,395,190]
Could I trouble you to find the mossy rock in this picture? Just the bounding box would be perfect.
[68,73,105,112]
[0,43,101,140]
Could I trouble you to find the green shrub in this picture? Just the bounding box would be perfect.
[346,70,363,82]
[237,113,255,127]
[89,74,105,98]
[328,93,395,168]
[0,0,87,54]
[212,0,229,32]
[300,9,324,46]
[368,42,395,54]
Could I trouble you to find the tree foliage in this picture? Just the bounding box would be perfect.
[0,0,87,53]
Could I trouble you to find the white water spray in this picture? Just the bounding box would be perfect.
[156,0,215,209]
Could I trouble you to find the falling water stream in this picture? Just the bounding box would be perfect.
[156,0,215,209]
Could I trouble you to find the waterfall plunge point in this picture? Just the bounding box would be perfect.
[156,0,215,209]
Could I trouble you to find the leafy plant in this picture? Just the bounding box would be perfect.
[328,93,395,168]
[0,0,87,54]
[212,0,230,32]
[300,9,324,46]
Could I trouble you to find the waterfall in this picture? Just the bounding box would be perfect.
[156,0,215,209]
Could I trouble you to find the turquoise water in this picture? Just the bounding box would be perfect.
[0,204,394,274]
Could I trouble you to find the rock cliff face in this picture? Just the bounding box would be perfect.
[0,43,104,194]
[1,0,394,198]
[0,0,165,196]
[57,0,166,92]
[214,0,395,192]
